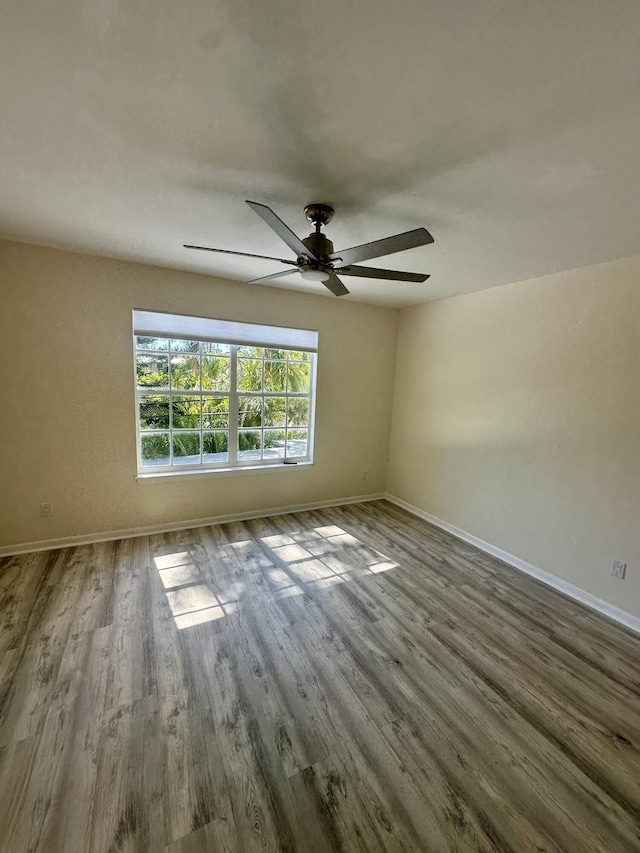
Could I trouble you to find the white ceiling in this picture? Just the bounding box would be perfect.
[1,1,639,307]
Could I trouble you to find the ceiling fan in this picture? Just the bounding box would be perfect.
[184,200,434,297]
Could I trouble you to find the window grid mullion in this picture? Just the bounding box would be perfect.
[284,391,289,459]
[229,345,238,465]
[168,367,174,466]
[199,357,203,465]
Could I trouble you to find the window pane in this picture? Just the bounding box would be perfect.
[141,433,170,466]
[263,360,287,392]
[265,348,287,359]
[264,396,286,427]
[237,346,263,358]
[201,341,230,355]
[238,395,262,428]
[137,354,169,388]
[287,361,310,392]
[286,428,308,457]
[203,431,229,463]
[172,396,201,429]
[264,429,286,458]
[136,336,170,351]
[173,432,201,465]
[287,397,309,427]
[238,430,262,460]
[202,396,229,429]
[170,339,200,353]
[139,395,170,430]
[238,358,263,391]
[171,355,200,390]
[201,356,230,391]
[287,350,310,362]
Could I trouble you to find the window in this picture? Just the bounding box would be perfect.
[133,310,317,475]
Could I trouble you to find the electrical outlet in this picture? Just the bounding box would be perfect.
[362,469,368,481]
[40,502,52,517]
[611,560,626,579]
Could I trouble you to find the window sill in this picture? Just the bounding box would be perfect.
[136,460,314,484]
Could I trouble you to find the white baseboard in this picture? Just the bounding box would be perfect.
[0,492,386,557]
[385,494,640,636]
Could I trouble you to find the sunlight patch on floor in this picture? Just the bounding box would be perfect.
[153,553,241,630]
[260,524,399,586]
[174,602,235,630]
[154,524,398,629]
[154,552,193,570]
[267,567,305,597]
[158,563,202,589]
[229,540,254,552]
[367,561,397,574]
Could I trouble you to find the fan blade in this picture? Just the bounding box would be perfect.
[246,200,317,260]
[183,244,297,265]
[338,265,430,283]
[248,269,299,284]
[323,272,349,297]
[329,227,434,267]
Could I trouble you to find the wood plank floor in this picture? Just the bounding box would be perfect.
[1,499,639,852]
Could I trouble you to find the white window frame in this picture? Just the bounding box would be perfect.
[133,310,317,477]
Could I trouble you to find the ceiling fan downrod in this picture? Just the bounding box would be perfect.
[301,203,335,265]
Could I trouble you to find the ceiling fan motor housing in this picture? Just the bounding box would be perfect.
[301,232,334,265]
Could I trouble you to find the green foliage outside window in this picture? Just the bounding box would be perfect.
[137,338,312,466]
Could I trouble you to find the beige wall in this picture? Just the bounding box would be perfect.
[388,255,640,617]
[0,240,397,548]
